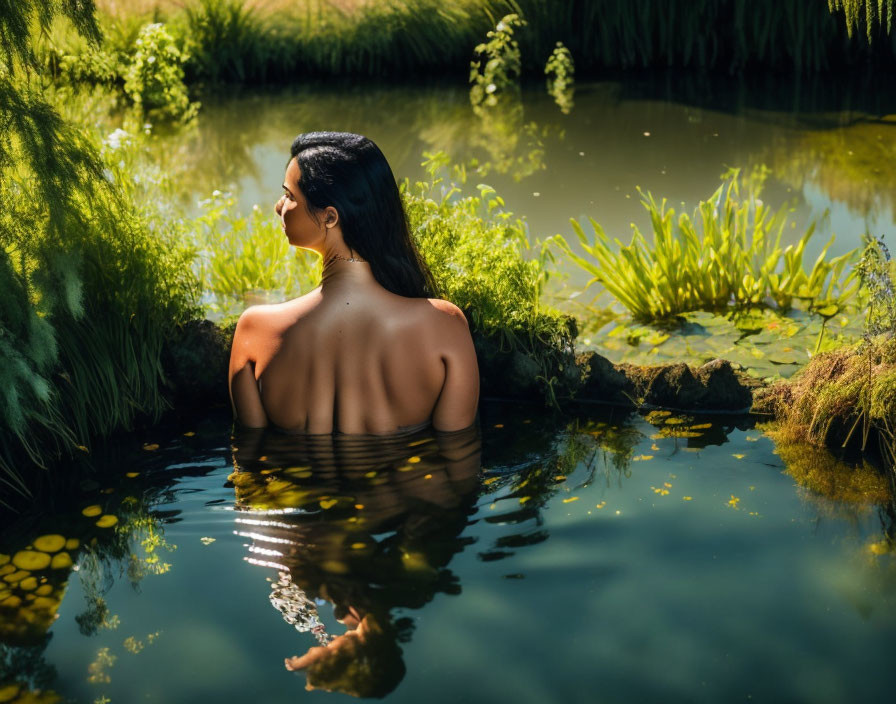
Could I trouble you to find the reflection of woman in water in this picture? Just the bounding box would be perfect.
[228,131,479,434]
[230,423,482,697]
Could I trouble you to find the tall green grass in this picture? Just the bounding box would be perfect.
[51,0,896,88]
[550,169,860,322]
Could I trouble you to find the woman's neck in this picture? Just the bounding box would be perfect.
[319,257,379,293]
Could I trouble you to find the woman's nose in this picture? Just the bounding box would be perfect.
[274,196,284,215]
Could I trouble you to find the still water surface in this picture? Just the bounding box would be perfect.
[2,402,895,702]
[161,74,896,267]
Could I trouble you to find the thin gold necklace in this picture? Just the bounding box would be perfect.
[324,252,367,267]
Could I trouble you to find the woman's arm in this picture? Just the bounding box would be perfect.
[228,308,269,428]
[431,303,480,432]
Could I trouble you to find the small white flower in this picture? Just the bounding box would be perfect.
[497,21,507,32]
[102,168,114,182]
[485,83,497,94]
[212,189,221,197]
[147,55,156,64]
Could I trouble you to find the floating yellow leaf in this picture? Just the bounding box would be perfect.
[683,496,693,501]
[745,436,759,442]
[664,418,685,425]
[82,505,102,517]
[650,444,659,451]
[519,496,531,504]
[651,487,669,495]
[749,486,755,491]
[732,453,745,459]
[354,504,364,510]
[19,576,37,591]
[663,482,672,488]
[183,431,195,437]
[483,477,500,485]
[869,541,890,555]
[319,499,338,510]
[562,496,579,503]
[596,502,606,509]
[95,515,118,528]
[125,472,139,478]
[407,438,431,447]
[35,585,52,596]
[633,455,654,461]
[4,570,30,583]
[76,445,89,453]
[200,537,216,546]
[553,475,567,481]
[143,443,159,451]
[493,424,504,428]
[727,495,740,508]
[13,550,50,570]
[407,456,421,464]
[690,423,712,430]
[424,474,432,479]
[33,535,65,553]
[351,543,366,550]
[364,471,377,478]
[398,465,414,472]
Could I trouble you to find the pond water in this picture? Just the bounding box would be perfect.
[160,72,896,270]
[2,403,895,702]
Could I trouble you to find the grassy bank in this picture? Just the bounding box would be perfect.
[46,0,896,94]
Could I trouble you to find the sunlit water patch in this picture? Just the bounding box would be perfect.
[1,403,894,703]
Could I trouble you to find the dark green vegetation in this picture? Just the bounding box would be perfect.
[44,0,896,98]
[1,1,199,504]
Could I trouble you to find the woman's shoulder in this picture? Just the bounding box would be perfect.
[237,290,323,328]
[423,298,469,327]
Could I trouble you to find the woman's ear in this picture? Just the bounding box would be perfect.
[324,207,339,228]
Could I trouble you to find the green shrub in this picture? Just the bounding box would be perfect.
[544,41,574,114]
[124,22,198,120]
[405,154,577,403]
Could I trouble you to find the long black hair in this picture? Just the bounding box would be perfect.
[289,132,438,299]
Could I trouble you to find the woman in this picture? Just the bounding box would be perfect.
[228,132,479,434]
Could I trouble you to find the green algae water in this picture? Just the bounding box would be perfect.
[2,402,895,703]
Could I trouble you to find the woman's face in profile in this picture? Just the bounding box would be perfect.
[275,157,322,250]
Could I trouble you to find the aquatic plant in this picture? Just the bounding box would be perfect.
[550,168,860,322]
[469,13,526,109]
[544,41,574,114]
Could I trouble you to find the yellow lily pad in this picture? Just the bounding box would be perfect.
[0,555,9,566]
[50,552,72,569]
[64,538,79,550]
[33,535,65,553]
[35,585,53,596]
[81,505,102,517]
[95,515,118,528]
[13,551,50,571]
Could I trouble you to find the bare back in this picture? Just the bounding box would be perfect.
[228,285,479,435]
